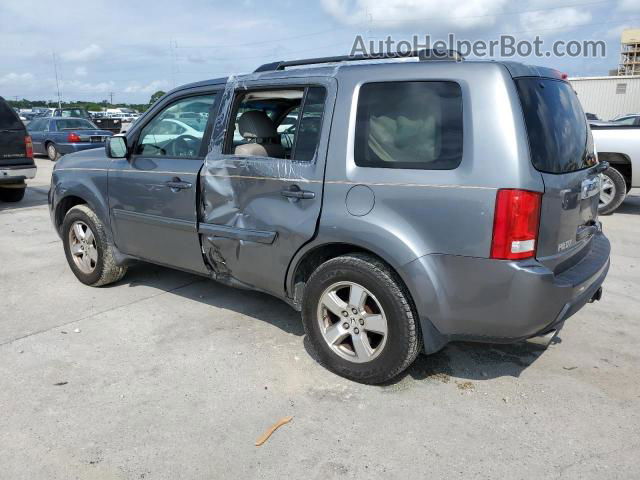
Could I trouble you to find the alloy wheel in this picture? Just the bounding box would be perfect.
[68,220,98,274]
[316,281,388,363]
[599,173,616,209]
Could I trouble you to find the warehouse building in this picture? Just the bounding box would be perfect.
[567,29,640,120]
[568,75,640,120]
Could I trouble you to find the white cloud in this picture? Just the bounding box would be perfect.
[61,79,115,93]
[60,44,103,62]
[0,72,35,85]
[124,79,169,94]
[617,0,640,12]
[321,0,509,29]
[520,8,592,32]
[74,66,87,76]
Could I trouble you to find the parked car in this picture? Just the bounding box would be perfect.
[611,114,640,126]
[92,116,123,134]
[39,107,92,120]
[28,117,113,161]
[20,112,39,124]
[591,124,640,214]
[49,52,610,384]
[611,113,638,121]
[0,96,36,202]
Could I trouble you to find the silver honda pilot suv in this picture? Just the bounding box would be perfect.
[49,51,610,384]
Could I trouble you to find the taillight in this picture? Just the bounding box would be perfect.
[490,189,542,260]
[67,132,81,142]
[25,136,33,158]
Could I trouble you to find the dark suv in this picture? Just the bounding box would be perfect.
[49,52,610,383]
[0,96,36,202]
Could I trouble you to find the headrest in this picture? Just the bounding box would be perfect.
[237,110,277,139]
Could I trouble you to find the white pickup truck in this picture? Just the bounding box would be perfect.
[591,125,640,214]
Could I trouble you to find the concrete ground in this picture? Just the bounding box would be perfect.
[1,157,639,479]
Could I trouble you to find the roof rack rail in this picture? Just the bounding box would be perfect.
[254,49,464,73]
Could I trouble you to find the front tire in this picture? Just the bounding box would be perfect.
[62,204,127,286]
[302,253,422,384]
[0,185,26,202]
[598,166,626,215]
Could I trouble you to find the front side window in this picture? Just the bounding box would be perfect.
[226,86,327,161]
[136,94,216,158]
[354,81,463,170]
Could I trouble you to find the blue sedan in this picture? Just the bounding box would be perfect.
[27,117,113,161]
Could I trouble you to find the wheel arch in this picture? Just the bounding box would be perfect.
[598,152,632,191]
[287,241,446,354]
[53,186,112,243]
[287,241,418,309]
[55,195,88,232]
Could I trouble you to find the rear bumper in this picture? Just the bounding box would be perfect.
[56,143,105,155]
[401,232,610,352]
[0,164,37,184]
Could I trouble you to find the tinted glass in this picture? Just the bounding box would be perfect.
[0,98,25,130]
[354,81,463,170]
[516,78,590,173]
[293,87,327,161]
[137,94,215,157]
[55,119,97,130]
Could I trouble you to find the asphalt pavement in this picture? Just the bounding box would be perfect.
[1,157,639,479]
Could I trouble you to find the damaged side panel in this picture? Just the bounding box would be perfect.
[199,74,337,298]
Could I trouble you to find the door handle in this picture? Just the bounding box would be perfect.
[165,177,193,191]
[281,185,315,201]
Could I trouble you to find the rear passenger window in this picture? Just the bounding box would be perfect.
[226,86,327,161]
[295,87,327,161]
[354,81,463,170]
[0,99,24,130]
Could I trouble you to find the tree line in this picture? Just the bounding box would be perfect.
[6,90,167,112]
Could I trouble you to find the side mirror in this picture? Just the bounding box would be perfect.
[106,136,128,158]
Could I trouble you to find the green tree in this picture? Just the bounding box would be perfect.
[149,90,166,104]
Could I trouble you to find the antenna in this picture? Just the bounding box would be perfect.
[52,51,62,109]
[169,39,177,88]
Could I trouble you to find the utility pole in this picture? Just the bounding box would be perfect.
[52,51,62,108]
[109,92,114,105]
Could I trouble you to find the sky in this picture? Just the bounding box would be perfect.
[1,0,639,104]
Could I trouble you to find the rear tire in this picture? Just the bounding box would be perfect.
[598,166,626,215]
[0,185,26,202]
[62,204,127,286]
[302,253,422,384]
[46,142,60,161]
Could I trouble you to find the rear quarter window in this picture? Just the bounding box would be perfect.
[0,98,25,130]
[515,78,591,173]
[354,81,463,170]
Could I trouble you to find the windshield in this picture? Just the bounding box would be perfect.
[60,109,88,118]
[55,119,97,130]
[516,78,590,174]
